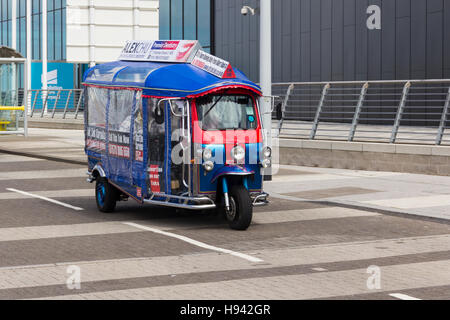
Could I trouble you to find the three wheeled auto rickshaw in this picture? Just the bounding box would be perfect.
[83,40,270,230]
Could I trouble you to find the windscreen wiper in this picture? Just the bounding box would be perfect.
[203,92,228,118]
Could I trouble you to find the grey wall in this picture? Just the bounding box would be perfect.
[214,0,450,83]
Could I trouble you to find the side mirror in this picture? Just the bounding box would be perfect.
[154,105,164,124]
[275,102,282,121]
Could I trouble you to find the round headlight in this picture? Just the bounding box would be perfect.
[231,145,245,161]
[203,160,214,172]
[263,147,272,158]
[203,148,212,160]
[261,159,271,168]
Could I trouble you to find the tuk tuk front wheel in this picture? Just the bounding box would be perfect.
[95,177,119,213]
[225,185,253,230]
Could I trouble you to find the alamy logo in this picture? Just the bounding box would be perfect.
[66,265,81,290]
[367,5,381,30]
[366,265,381,290]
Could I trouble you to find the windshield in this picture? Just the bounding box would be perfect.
[196,95,258,131]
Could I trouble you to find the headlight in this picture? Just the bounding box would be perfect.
[261,159,271,168]
[231,145,245,161]
[263,147,272,158]
[203,160,214,172]
[203,148,212,160]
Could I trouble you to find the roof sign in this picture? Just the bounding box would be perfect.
[191,50,235,79]
[118,40,200,63]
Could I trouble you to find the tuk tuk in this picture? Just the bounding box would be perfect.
[83,40,270,230]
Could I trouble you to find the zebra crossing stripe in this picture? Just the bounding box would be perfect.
[6,188,84,211]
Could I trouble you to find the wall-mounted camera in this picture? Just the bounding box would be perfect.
[241,6,256,16]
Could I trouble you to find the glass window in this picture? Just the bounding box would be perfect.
[196,95,257,131]
[18,17,26,56]
[87,86,108,127]
[159,0,212,52]
[32,0,39,14]
[197,0,210,48]
[19,0,25,16]
[31,14,41,60]
[47,10,54,60]
[183,0,196,40]
[159,0,170,40]
[1,22,5,46]
[54,8,61,60]
[61,2,66,60]
[171,0,183,39]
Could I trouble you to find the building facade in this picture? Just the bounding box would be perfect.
[0,0,159,90]
[158,0,213,53]
[161,0,450,83]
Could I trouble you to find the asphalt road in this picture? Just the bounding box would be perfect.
[0,153,449,300]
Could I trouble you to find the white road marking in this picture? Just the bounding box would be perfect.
[6,188,84,211]
[312,267,328,272]
[389,293,422,300]
[0,189,93,200]
[123,222,263,263]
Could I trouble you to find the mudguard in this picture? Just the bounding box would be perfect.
[210,165,255,183]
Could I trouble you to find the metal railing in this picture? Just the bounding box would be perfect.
[272,79,450,145]
[28,89,84,119]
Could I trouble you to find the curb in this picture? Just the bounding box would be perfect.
[0,148,86,166]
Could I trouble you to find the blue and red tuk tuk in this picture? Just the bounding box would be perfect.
[83,40,270,230]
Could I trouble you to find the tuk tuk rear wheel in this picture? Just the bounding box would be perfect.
[95,177,119,213]
[225,185,253,230]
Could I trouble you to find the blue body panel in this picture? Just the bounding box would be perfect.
[197,143,263,194]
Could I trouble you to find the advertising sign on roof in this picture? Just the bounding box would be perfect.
[191,50,235,79]
[118,40,200,63]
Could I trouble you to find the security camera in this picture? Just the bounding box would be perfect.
[241,5,255,16]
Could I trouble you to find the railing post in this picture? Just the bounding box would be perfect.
[51,90,61,118]
[310,83,330,140]
[74,90,83,119]
[40,90,49,118]
[348,82,369,142]
[436,86,450,145]
[62,90,73,119]
[30,89,40,117]
[390,81,411,143]
[277,83,294,136]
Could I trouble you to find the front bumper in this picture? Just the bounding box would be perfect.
[252,192,269,207]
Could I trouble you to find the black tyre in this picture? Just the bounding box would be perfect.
[224,185,253,230]
[95,177,119,213]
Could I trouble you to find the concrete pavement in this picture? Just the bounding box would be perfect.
[0,154,448,299]
[0,128,85,164]
[1,129,450,300]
